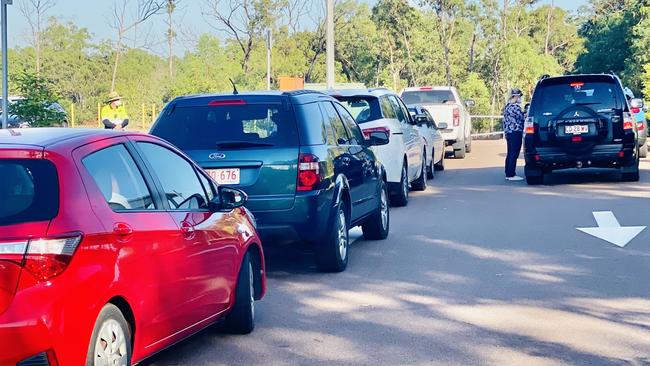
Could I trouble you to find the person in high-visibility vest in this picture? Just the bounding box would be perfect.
[101,92,129,130]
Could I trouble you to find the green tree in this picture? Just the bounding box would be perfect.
[9,72,66,127]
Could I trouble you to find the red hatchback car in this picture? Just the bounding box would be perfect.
[0,128,265,366]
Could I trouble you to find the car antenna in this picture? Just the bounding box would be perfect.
[229,78,239,95]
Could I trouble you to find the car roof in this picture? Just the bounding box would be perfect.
[401,86,456,92]
[328,88,396,98]
[169,90,335,107]
[539,73,620,85]
[0,128,131,149]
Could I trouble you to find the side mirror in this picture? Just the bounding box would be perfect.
[211,186,248,211]
[368,131,389,146]
[631,98,644,109]
[437,122,449,130]
[465,100,476,108]
[414,114,428,126]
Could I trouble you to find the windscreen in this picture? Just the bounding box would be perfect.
[0,160,59,226]
[401,90,455,105]
[151,103,299,150]
[531,81,622,120]
[336,97,382,124]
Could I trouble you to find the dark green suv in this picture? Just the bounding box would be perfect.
[525,74,640,184]
[151,90,390,272]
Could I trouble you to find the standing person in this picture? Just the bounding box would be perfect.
[101,92,129,130]
[503,88,525,181]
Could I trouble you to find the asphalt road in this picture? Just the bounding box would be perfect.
[144,140,650,366]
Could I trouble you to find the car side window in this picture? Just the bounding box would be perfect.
[197,171,216,203]
[425,110,436,129]
[82,144,155,211]
[380,96,397,119]
[137,142,210,211]
[322,101,350,145]
[388,96,408,124]
[334,103,365,145]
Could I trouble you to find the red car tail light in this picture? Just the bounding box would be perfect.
[632,107,641,114]
[453,108,460,127]
[362,126,390,139]
[638,122,645,131]
[3,234,83,282]
[297,154,321,191]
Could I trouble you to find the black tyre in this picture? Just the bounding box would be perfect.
[391,164,409,207]
[434,149,445,171]
[639,144,648,158]
[411,156,427,191]
[316,204,349,272]
[526,175,544,185]
[225,253,256,334]
[455,142,466,159]
[362,180,390,240]
[466,137,472,153]
[426,151,435,179]
[86,304,132,366]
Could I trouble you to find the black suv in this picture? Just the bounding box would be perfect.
[151,90,390,272]
[524,74,640,184]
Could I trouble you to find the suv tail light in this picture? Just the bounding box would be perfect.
[638,122,645,131]
[297,154,321,192]
[623,112,634,130]
[631,107,641,114]
[453,108,460,127]
[524,117,535,134]
[362,126,390,139]
[0,234,82,281]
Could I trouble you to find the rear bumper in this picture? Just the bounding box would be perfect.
[524,143,636,174]
[252,190,335,244]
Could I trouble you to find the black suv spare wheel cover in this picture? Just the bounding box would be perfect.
[552,105,605,155]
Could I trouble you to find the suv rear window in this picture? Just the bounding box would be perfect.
[336,97,382,124]
[152,104,299,150]
[0,160,59,226]
[401,90,455,105]
[532,81,622,119]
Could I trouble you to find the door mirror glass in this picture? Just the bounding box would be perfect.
[630,98,644,109]
[212,186,248,211]
[465,100,476,108]
[414,114,428,126]
[368,131,390,146]
[437,122,449,130]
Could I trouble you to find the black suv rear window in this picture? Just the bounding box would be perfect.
[336,97,381,124]
[152,104,299,150]
[401,90,455,105]
[0,160,59,226]
[531,80,623,120]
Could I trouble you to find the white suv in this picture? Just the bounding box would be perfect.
[331,89,426,206]
[401,87,474,158]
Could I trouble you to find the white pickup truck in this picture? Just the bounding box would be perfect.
[401,87,474,158]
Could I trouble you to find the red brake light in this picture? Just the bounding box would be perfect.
[623,112,634,130]
[208,99,246,106]
[524,117,535,134]
[419,87,433,90]
[570,82,585,88]
[10,235,82,281]
[362,126,390,139]
[297,153,321,192]
[638,122,645,131]
[453,108,460,127]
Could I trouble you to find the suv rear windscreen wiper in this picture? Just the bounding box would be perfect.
[216,141,275,148]
[574,102,602,106]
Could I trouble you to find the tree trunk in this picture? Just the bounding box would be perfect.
[111,35,123,92]
[168,10,173,78]
[468,32,476,72]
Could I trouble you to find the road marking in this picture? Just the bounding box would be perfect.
[577,211,646,248]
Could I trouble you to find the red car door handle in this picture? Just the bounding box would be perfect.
[113,222,134,236]
[180,221,195,235]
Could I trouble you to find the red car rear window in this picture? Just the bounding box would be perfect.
[0,159,59,227]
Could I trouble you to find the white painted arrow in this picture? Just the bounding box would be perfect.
[577,211,646,248]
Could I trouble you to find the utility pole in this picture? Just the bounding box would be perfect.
[1,0,11,130]
[266,29,272,90]
[326,0,334,90]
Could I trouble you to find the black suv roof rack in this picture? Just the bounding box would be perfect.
[368,87,390,92]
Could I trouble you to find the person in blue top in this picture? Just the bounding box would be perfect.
[503,88,525,181]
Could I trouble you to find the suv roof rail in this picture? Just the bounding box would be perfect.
[282,89,327,97]
[540,74,550,80]
[368,87,390,92]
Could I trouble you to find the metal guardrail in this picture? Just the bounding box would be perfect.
[470,115,504,139]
